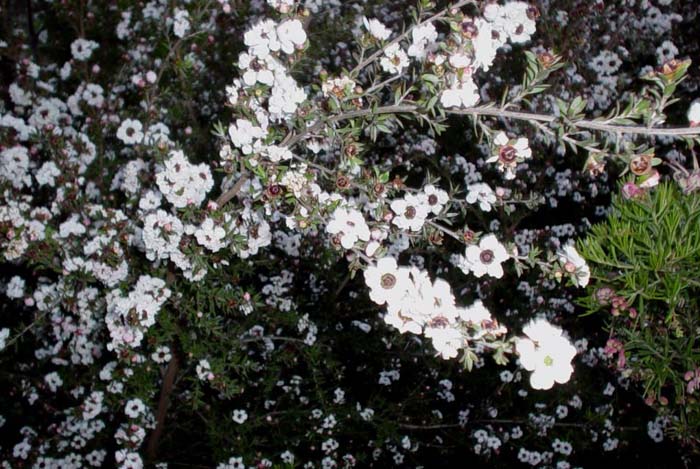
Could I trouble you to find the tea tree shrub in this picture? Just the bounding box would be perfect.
[1,0,700,467]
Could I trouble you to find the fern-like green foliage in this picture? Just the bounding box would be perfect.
[578,181,700,449]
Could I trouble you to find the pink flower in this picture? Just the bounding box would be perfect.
[621,182,643,200]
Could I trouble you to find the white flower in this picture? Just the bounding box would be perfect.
[82,84,104,107]
[424,323,464,359]
[422,184,448,215]
[363,17,391,41]
[116,119,144,145]
[228,118,266,155]
[44,372,63,392]
[268,0,294,12]
[365,240,381,257]
[485,132,531,180]
[173,9,191,38]
[267,72,306,119]
[6,276,25,299]
[448,53,472,69]
[364,257,411,306]
[264,145,292,162]
[515,318,577,390]
[466,182,497,212]
[125,398,146,419]
[461,234,509,278]
[557,245,590,287]
[144,123,171,146]
[383,268,432,334]
[688,99,700,126]
[226,82,240,105]
[380,43,409,75]
[233,208,272,259]
[195,218,227,252]
[0,146,31,189]
[501,2,537,44]
[196,359,213,380]
[472,19,498,71]
[390,193,429,232]
[151,346,172,364]
[326,207,371,250]
[458,300,492,324]
[238,53,275,86]
[407,23,437,59]
[281,450,295,464]
[232,409,248,424]
[440,78,479,109]
[244,19,281,59]
[656,40,678,65]
[70,38,99,61]
[142,210,183,261]
[218,457,245,469]
[277,19,306,54]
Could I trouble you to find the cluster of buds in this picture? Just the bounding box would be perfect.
[685,368,700,395]
[594,288,637,319]
[604,338,627,370]
[611,295,637,319]
[644,391,669,407]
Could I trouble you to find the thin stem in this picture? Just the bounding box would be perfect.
[352,74,403,100]
[399,423,462,430]
[214,173,248,207]
[239,335,332,351]
[25,0,38,59]
[3,311,49,349]
[427,219,463,243]
[240,335,310,345]
[448,107,700,136]
[398,419,641,431]
[349,0,475,77]
[146,352,180,462]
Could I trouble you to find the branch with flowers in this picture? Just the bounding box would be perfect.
[3,0,700,466]
[205,0,629,393]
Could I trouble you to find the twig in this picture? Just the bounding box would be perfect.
[213,102,700,207]
[399,423,462,430]
[146,352,180,461]
[25,0,38,59]
[214,173,248,207]
[3,310,51,350]
[398,419,641,431]
[285,104,700,150]
[427,219,463,242]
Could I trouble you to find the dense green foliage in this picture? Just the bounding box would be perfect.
[580,181,700,447]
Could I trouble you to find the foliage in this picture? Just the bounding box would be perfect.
[579,181,700,448]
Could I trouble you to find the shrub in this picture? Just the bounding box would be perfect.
[579,179,700,448]
[1,0,700,467]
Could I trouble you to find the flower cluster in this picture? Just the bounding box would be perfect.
[105,275,171,351]
[364,257,506,359]
[155,150,214,208]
